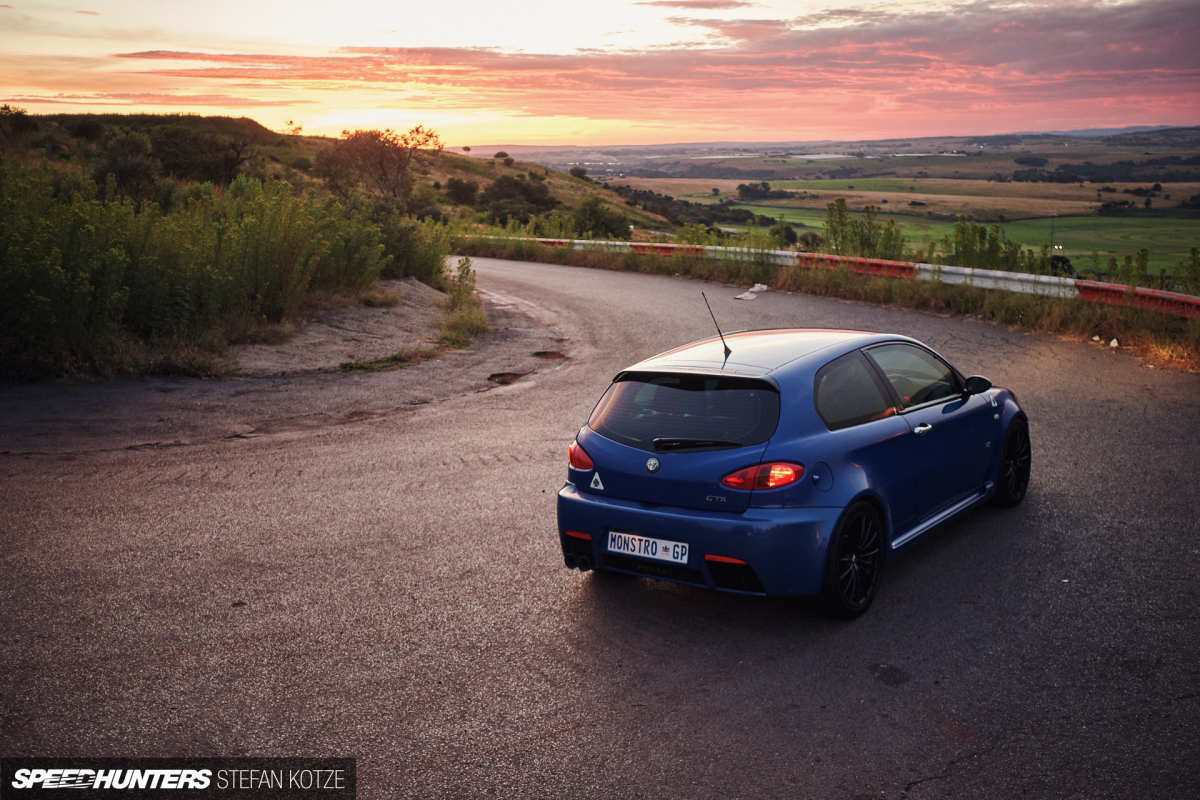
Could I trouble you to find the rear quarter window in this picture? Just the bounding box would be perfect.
[814,351,895,430]
[588,372,780,451]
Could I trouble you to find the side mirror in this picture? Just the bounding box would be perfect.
[964,375,992,395]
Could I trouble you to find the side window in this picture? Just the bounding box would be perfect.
[814,351,895,431]
[866,343,961,408]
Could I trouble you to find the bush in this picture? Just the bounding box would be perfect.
[94,133,160,200]
[0,163,400,376]
[571,197,627,238]
[479,175,558,224]
[822,199,905,259]
[377,214,450,286]
[439,257,488,348]
[769,221,798,248]
[150,124,250,184]
[445,177,478,205]
[67,119,105,141]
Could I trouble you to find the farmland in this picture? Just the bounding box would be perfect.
[613,175,1200,276]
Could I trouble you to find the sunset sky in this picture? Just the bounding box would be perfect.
[2,0,1198,145]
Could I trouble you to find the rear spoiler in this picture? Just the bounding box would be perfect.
[612,368,781,390]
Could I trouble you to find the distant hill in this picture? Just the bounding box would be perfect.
[1102,126,1200,147]
[1014,125,1179,137]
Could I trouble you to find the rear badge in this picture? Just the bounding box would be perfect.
[646,457,660,473]
[590,472,605,490]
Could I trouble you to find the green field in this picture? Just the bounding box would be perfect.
[728,204,1199,275]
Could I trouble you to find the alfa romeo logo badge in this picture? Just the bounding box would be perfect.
[646,457,660,473]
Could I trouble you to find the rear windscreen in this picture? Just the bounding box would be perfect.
[588,372,780,451]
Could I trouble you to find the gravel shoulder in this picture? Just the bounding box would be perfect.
[234,278,447,377]
[0,266,569,455]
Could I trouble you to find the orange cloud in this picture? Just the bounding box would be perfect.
[5,0,1199,143]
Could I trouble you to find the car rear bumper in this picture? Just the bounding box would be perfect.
[557,483,843,596]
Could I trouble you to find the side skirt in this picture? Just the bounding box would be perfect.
[891,482,994,550]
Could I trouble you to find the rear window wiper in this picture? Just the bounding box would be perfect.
[652,437,743,451]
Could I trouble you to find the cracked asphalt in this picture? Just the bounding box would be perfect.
[2,256,1198,799]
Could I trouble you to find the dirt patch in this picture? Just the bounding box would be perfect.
[234,278,446,376]
[533,350,568,360]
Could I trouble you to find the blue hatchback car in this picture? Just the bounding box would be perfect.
[557,329,1030,617]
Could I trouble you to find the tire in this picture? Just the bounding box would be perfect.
[991,419,1031,508]
[819,501,886,619]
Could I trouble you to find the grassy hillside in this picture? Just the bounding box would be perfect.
[7,113,667,230]
[414,150,668,228]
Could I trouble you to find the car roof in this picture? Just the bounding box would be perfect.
[618,328,917,384]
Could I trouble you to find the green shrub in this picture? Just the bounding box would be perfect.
[572,197,628,239]
[378,214,450,286]
[0,162,402,376]
[439,257,488,347]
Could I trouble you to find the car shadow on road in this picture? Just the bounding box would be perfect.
[566,498,1039,646]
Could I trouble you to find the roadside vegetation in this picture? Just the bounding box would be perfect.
[455,237,1200,370]
[614,174,1199,282]
[3,108,1196,376]
[0,109,473,378]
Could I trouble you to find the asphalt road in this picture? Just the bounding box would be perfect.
[2,257,1198,799]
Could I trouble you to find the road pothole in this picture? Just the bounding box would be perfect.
[488,371,532,385]
[532,350,568,360]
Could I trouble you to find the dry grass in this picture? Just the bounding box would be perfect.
[417,151,669,227]
[339,347,438,373]
[439,305,489,349]
[360,287,402,307]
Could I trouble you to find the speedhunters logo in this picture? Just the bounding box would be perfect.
[10,769,211,790]
[0,759,354,798]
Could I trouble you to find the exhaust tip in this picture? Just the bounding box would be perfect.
[577,555,593,572]
[564,554,578,569]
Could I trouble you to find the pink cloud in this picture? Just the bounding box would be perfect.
[15,0,1200,140]
[636,1,755,8]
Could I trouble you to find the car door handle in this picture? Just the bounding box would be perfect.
[913,423,933,435]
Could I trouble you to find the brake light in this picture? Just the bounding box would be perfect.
[568,440,594,470]
[721,462,804,490]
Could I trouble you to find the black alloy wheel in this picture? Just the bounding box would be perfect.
[820,501,885,618]
[992,419,1031,507]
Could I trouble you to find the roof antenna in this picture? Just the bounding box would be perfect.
[700,290,732,360]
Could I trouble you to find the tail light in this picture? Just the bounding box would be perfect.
[568,440,594,470]
[721,462,804,490]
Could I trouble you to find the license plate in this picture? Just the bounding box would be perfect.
[606,531,689,565]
